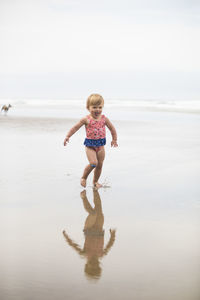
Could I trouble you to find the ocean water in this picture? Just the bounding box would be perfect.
[0,98,200,121]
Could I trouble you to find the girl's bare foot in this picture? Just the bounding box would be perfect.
[93,182,102,189]
[80,178,86,188]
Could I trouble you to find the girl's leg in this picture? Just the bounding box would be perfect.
[81,147,98,187]
[93,147,105,188]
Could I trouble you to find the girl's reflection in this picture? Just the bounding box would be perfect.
[63,189,116,280]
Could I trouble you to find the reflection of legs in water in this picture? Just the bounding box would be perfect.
[93,189,103,214]
[80,189,103,213]
[81,189,104,233]
[80,190,94,214]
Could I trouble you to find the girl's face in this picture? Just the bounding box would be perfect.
[88,103,103,119]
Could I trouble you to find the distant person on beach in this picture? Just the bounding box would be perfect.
[64,94,118,188]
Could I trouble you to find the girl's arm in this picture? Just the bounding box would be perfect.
[105,117,118,147]
[63,230,84,256]
[103,229,116,256]
[64,117,87,146]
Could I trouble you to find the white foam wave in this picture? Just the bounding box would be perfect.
[1,99,200,119]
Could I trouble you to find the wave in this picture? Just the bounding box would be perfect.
[1,99,200,120]
[1,98,200,109]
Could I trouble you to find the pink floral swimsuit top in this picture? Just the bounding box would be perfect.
[84,115,106,147]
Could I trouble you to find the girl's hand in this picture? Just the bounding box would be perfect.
[64,136,70,146]
[111,140,118,147]
[110,229,116,235]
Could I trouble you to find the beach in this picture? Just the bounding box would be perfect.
[0,101,200,300]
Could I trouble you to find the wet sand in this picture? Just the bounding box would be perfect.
[0,111,200,300]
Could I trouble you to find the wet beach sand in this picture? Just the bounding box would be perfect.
[0,108,200,300]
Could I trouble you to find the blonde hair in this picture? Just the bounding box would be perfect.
[86,94,104,109]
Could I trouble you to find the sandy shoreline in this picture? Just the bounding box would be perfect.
[0,109,200,300]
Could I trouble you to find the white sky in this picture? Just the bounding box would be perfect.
[0,0,200,99]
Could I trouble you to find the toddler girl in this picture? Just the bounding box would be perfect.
[64,94,118,188]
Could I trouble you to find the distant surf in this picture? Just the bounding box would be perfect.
[1,98,200,120]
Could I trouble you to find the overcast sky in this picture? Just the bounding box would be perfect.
[0,0,200,100]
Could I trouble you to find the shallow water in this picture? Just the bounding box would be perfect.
[0,110,200,300]
[1,186,200,300]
